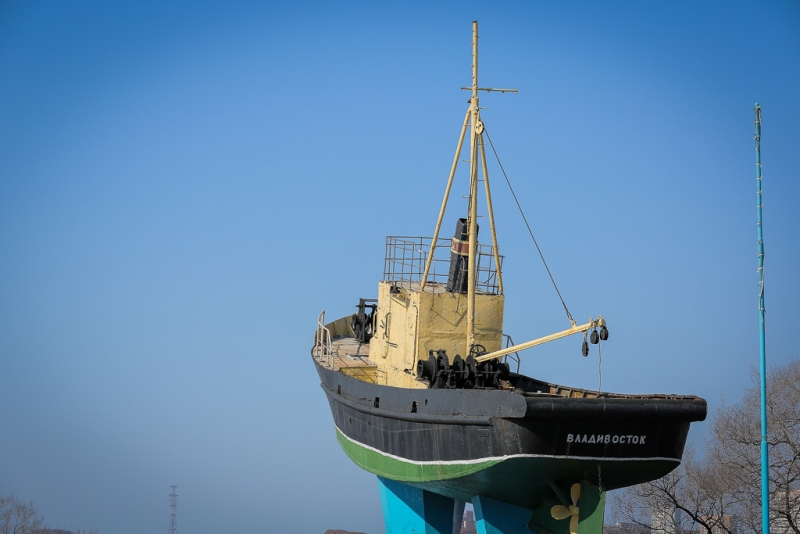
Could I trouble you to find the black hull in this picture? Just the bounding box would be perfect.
[315,358,706,508]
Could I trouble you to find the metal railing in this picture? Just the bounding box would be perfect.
[382,236,503,294]
[313,310,333,367]
[503,334,521,374]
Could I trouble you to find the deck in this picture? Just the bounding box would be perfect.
[313,337,379,383]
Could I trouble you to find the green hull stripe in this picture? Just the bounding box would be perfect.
[335,426,681,485]
[335,427,501,482]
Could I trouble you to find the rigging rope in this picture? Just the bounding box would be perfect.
[483,128,575,325]
[597,342,603,393]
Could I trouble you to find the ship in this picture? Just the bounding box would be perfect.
[312,22,706,534]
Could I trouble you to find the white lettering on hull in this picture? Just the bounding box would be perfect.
[566,434,647,445]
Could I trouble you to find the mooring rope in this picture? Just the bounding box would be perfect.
[483,128,575,325]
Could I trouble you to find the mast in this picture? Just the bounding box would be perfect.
[416,22,605,367]
[466,20,480,353]
[755,103,770,534]
[418,21,516,356]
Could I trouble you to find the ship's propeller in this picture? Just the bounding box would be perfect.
[551,483,581,534]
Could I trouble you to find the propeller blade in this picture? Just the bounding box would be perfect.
[570,514,579,534]
[571,483,581,506]
[551,505,572,520]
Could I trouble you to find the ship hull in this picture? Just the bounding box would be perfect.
[315,359,706,509]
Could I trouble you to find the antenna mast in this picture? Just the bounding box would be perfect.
[169,485,178,534]
[754,103,769,534]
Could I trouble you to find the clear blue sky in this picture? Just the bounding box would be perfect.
[1,2,798,533]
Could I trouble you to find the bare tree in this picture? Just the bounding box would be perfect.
[0,495,44,534]
[709,360,800,534]
[613,360,800,534]
[612,448,740,534]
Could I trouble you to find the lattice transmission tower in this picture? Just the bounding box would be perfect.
[169,486,178,534]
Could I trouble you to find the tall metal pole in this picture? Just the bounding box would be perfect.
[755,103,769,534]
[169,485,178,534]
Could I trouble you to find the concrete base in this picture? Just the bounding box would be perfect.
[473,495,536,534]
[377,477,605,534]
[377,476,463,534]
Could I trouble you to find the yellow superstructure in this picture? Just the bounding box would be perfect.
[369,281,504,388]
[312,21,608,391]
